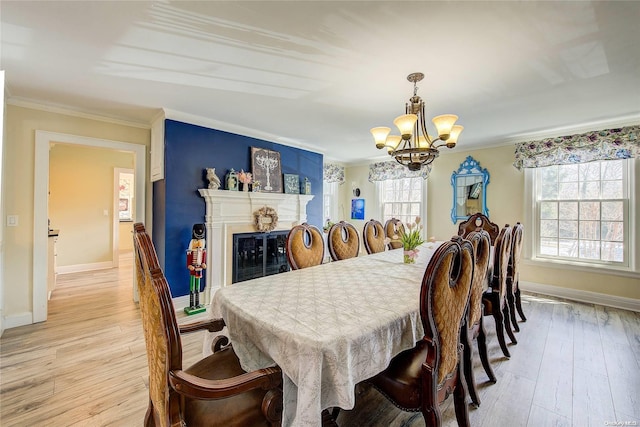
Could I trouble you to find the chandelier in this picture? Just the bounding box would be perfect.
[371,72,463,171]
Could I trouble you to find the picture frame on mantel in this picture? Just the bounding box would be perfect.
[251,147,283,193]
[283,174,300,194]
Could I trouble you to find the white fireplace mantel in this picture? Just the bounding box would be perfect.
[198,189,314,303]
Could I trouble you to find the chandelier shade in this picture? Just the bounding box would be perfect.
[371,72,462,171]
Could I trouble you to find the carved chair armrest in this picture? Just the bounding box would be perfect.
[179,318,225,334]
[169,366,283,400]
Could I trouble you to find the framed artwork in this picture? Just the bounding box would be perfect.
[251,147,282,193]
[351,198,365,220]
[284,174,300,194]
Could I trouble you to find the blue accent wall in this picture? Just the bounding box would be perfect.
[153,119,323,297]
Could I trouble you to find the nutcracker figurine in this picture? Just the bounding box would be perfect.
[185,223,207,315]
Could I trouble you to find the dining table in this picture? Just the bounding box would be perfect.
[205,241,444,427]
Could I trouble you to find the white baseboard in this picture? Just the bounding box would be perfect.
[3,311,34,330]
[520,281,640,312]
[57,261,113,274]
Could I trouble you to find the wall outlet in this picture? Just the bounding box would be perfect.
[7,215,18,226]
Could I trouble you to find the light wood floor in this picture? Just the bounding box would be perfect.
[1,252,639,426]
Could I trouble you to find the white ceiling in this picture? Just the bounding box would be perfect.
[2,1,639,164]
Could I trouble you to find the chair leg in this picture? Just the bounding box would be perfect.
[492,306,511,358]
[454,368,471,427]
[515,287,527,322]
[321,409,339,427]
[463,328,480,406]
[506,278,520,332]
[477,317,496,383]
[144,400,155,427]
[421,403,442,427]
[503,304,518,345]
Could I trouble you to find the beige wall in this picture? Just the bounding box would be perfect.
[427,146,523,240]
[2,104,149,318]
[119,222,134,252]
[49,144,134,266]
[345,144,639,301]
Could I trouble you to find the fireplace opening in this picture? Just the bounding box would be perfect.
[232,231,290,283]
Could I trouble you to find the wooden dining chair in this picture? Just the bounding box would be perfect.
[384,218,405,250]
[507,222,526,331]
[368,236,474,427]
[481,224,517,358]
[285,223,325,270]
[463,230,497,406]
[133,223,283,427]
[328,221,360,261]
[363,219,386,254]
[458,212,500,245]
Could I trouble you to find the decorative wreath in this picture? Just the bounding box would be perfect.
[254,206,279,232]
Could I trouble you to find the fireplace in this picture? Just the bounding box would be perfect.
[232,231,289,283]
[198,190,314,303]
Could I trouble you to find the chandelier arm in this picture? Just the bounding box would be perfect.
[418,102,433,144]
[431,140,449,149]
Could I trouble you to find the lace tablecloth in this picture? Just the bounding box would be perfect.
[206,242,442,427]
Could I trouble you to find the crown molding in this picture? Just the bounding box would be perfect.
[162,108,325,156]
[6,97,151,129]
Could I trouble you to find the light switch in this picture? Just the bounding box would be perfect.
[7,215,18,226]
[103,209,109,216]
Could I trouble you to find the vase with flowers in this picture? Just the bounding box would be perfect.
[388,217,425,264]
[238,170,253,192]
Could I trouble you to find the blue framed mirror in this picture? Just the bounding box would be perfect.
[451,156,490,223]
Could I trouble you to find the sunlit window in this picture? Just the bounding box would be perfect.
[534,160,629,266]
[379,177,423,225]
[323,181,338,225]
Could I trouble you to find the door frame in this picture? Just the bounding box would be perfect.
[34,131,146,323]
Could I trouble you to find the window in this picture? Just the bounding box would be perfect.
[378,177,424,225]
[323,181,338,225]
[531,159,632,269]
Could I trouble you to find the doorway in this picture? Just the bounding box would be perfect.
[114,168,135,267]
[34,131,146,323]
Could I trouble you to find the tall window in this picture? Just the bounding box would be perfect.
[379,177,423,225]
[533,159,629,267]
[323,181,338,225]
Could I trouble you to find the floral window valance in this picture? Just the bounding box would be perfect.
[513,125,639,170]
[323,163,345,183]
[368,161,431,182]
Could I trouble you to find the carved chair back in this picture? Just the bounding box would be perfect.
[384,218,405,250]
[363,219,386,254]
[458,213,500,245]
[133,223,183,427]
[285,223,325,270]
[490,224,513,307]
[328,221,360,261]
[421,237,474,386]
[508,222,524,287]
[465,230,492,328]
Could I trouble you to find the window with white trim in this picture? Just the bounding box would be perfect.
[531,159,631,268]
[323,181,338,225]
[378,177,423,225]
